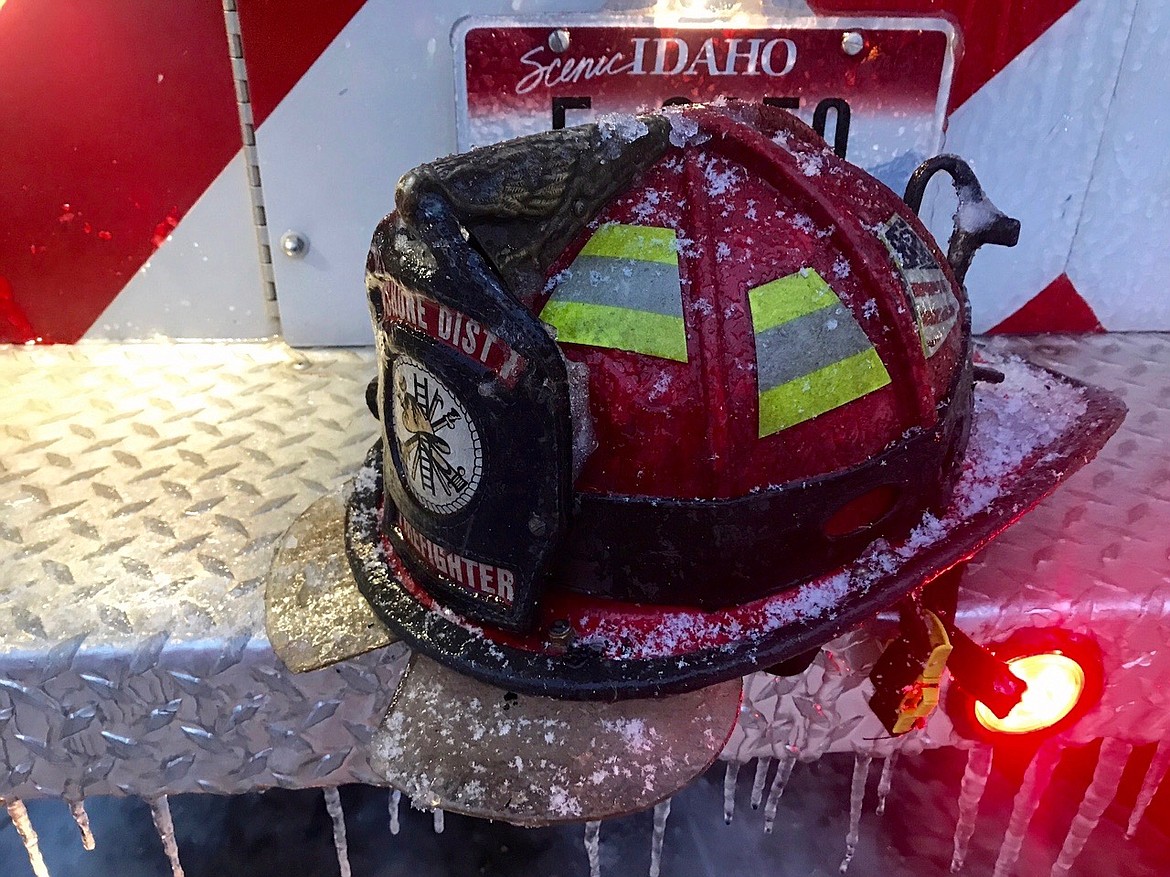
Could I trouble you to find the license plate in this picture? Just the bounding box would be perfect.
[455,16,955,194]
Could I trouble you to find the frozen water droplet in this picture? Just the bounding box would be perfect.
[763,753,798,834]
[1051,739,1132,877]
[876,752,899,816]
[723,761,741,824]
[992,741,1063,877]
[432,808,445,834]
[69,799,96,851]
[584,820,602,877]
[649,798,671,877]
[323,787,351,877]
[950,745,994,873]
[751,757,771,809]
[389,789,402,836]
[4,799,51,877]
[148,795,185,877]
[1127,738,1170,838]
[838,755,871,874]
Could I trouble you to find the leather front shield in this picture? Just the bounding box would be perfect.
[367,193,573,632]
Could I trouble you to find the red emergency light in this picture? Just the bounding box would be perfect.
[976,653,1086,734]
[950,628,1104,740]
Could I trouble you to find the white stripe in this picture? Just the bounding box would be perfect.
[921,0,1138,331]
[1067,0,1170,330]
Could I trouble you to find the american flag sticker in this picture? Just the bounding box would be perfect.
[877,215,959,358]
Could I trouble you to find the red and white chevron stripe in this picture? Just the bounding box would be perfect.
[0,0,1164,344]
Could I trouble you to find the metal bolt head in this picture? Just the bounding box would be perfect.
[548,29,570,54]
[280,231,308,258]
[841,31,865,57]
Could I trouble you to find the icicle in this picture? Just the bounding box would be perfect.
[584,820,602,877]
[992,740,1063,877]
[876,752,899,816]
[69,799,96,851]
[763,753,798,834]
[750,757,771,809]
[432,807,445,834]
[1050,738,1133,877]
[1127,739,1170,838]
[148,795,185,877]
[838,755,872,874]
[388,789,402,836]
[323,787,352,877]
[3,799,51,877]
[649,798,672,877]
[722,761,741,824]
[950,745,994,873]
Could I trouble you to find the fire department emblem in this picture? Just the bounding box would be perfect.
[391,356,483,515]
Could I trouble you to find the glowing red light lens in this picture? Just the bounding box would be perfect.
[974,652,1085,734]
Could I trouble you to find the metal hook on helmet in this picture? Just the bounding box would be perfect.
[903,155,1021,287]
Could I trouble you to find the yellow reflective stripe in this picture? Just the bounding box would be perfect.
[748,269,839,333]
[540,300,689,362]
[757,348,890,437]
[578,223,679,266]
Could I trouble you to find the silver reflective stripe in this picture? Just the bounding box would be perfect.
[755,304,876,392]
[548,255,684,318]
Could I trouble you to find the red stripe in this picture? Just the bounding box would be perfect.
[0,1,244,342]
[989,274,1104,334]
[236,0,366,127]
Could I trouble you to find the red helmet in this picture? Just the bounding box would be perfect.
[350,103,1013,698]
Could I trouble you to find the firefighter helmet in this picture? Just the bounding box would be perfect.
[349,103,1013,698]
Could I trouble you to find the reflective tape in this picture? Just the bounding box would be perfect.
[577,223,679,265]
[749,269,891,437]
[540,223,688,362]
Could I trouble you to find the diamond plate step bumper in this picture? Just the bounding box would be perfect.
[0,336,1162,802]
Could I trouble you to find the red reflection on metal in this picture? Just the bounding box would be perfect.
[0,276,37,344]
[151,211,180,249]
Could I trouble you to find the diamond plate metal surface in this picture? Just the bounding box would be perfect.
[0,342,409,800]
[0,343,380,646]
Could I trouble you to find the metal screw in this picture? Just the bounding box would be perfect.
[280,231,308,258]
[548,29,570,54]
[528,514,549,537]
[841,31,865,57]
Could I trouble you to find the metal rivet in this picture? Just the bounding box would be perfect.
[547,619,574,654]
[841,31,864,57]
[280,231,309,258]
[548,29,570,54]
